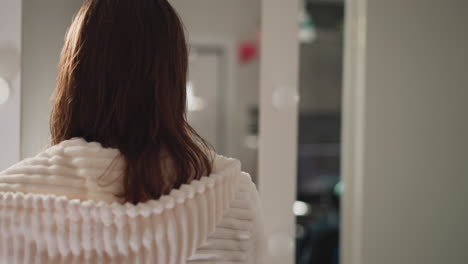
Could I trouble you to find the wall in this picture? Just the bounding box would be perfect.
[0,0,21,170]
[170,0,259,38]
[342,0,468,263]
[21,0,83,158]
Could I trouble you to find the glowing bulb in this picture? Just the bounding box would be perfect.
[293,200,311,216]
[272,86,299,110]
[334,180,344,197]
[0,78,10,105]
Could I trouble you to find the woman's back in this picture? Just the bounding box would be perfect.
[0,138,263,263]
[51,0,212,203]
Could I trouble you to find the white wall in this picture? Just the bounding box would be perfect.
[21,0,83,158]
[0,0,21,170]
[170,0,259,38]
[342,0,468,263]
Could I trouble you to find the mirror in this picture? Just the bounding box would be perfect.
[171,0,261,181]
[18,0,261,182]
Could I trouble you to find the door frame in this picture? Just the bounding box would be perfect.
[340,0,367,263]
[258,1,300,263]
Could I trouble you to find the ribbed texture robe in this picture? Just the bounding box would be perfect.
[0,138,264,263]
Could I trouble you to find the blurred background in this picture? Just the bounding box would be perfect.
[0,0,467,264]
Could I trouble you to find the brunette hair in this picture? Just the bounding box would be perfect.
[51,0,213,204]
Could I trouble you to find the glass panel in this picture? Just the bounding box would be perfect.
[296,0,345,263]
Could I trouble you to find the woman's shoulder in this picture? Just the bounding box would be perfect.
[0,138,123,202]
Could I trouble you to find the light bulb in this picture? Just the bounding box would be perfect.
[293,200,311,216]
[272,86,299,110]
[0,77,10,105]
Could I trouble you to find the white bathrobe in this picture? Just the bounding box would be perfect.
[0,138,264,263]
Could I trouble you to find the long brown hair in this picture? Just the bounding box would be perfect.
[51,0,213,204]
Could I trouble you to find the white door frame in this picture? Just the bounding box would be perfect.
[258,1,299,264]
[340,0,468,263]
[340,0,367,263]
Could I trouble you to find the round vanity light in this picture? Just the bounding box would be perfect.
[272,86,299,110]
[0,77,10,105]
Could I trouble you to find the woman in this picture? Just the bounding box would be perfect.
[0,0,263,263]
